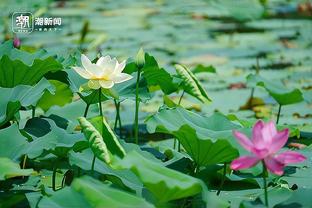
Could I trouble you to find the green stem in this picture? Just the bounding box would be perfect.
[52,164,57,191]
[98,89,103,117]
[276,104,282,125]
[31,106,35,118]
[22,155,27,179]
[134,68,141,144]
[256,56,260,75]
[248,88,255,109]
[118,104,122,138]
[193,164,199,176]
[178,90,185,105]
[61,174,66,188]
[84,104,90,117]
[262,160,269,207]
[178,140,181,152]
[114,100,118,131]
[114,100,122,138]
[173,138,177,150]
[217,163,227,196]
[91,155,96,175]
[90,89,102,175]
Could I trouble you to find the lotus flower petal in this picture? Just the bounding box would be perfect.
[233,130,254,152]
[230,156,259,170]
[88,80,101,89]
[275,151,306,164]
[269,129,289,154]
[73,67,92,79]
[73,54,133,89]
[96,55,111,67]
[81,54,92,68]
[252,120,265,147]
[264,157,284,175]
[261,121,277,145]
[111,73,133,83]
[115,60,126,74]
[99,80,114,89]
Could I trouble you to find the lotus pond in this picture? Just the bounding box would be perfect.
[0,0,312,207]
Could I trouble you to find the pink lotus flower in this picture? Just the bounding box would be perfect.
[230,120,306,175]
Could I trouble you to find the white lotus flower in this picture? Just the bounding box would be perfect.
[73,54,132,89]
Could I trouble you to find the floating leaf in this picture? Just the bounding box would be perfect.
[212,0,264,21]
[175,64,211,103]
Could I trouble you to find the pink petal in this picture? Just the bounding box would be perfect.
[275,151,306,164]
[252,120,265,146]
[252,148,269,159]
[264,157,284,175]
[261,121,277,145]
[230,156,259,170]
[268,129,289,154]
[233,130,254,152]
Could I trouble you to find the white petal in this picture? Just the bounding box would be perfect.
[115,60,126,74]
[96,55,111,67]
[102,58,117,75]
[99,80,114,89]
[81,54,92,69]
[72,67,92,79]
[86,64,104,77]
[111,73,133,83]
[88,80,101,89]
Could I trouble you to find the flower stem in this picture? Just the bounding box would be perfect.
[91,89,102,175]
[134,69,141,144]
[262,160,269,207]
[217,163,227,196]
[114,100,122,137]
[98,89,103,117]
[52,163,57,191]
[22,155,28,179]
[276,104,282,125]
[176,91,184,151]
[178,90,185,105]
[31,106,35,118]
[118,105,122,138]
[114,100,118,131]
[84,104,90,117]
[173,138,177,149]
[91,155,96,175]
